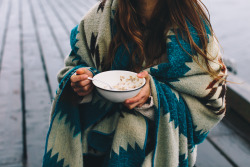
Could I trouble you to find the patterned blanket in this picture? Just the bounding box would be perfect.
[43,0,227,166]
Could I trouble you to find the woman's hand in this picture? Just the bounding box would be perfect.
[70,68,94,96]
[123,71,151,110]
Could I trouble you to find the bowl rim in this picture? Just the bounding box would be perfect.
[92,70,146,92]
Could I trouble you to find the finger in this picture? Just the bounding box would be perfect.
[138,96,149,107]
[76,68,93,77]
[71,82,76,89]
[138,71,150,85]
[124,100,141,110]
[125,84,150,104]
[77,86,94,96]
[82,84,93,92]
[74,79,92,88]
[125,93,144,104]
[137,71,148,78]
[70,74,89,83]
[74,83,93,93]
[72,82,92,93]
[134,94,149,107]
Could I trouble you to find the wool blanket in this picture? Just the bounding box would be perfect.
[43,0,227,166]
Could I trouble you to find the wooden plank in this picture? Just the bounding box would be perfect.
[0,0,3,8]
[208,119,234,137]
[75,0,98,9]
[196,139,233,167]
[202,109,250,166]
[38,0,70,58]
[42,0,69,36]
[209,128,250,166]
[0,0,23,166]
[21,0,56,166]
[0,0,6,21]
[60,0,94,17]
[0,0,11,72]
[45,0,75,34]
[36,0,65,59]
[195,122,236,167]
[210,115,250,166]
[57,0,98,20]
[23,0,63,167]
[27,0,64,96]
[54,0,79,24]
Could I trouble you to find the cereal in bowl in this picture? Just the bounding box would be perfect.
[111,75,144,90]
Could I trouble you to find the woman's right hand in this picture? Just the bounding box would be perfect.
[70,68,94,96]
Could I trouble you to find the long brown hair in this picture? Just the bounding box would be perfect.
[103,0,221,77]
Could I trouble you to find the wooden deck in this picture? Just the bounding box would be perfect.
[0,0,249,166]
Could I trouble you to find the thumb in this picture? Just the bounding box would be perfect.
[137,71,148,78]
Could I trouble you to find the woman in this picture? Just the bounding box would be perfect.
[43,0,227,166]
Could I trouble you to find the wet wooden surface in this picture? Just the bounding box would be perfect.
[0,0,250,167]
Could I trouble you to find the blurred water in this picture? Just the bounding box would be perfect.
[203,0,250,83]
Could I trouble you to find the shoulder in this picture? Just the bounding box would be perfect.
[70,0,115,59]
[75,0,115,40]
[79,0,114,29]
[79,2,104,29]
[70,1,108,47]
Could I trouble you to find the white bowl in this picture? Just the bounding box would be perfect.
[92,70,146,103]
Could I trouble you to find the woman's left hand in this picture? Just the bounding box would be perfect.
[124,71,151,110]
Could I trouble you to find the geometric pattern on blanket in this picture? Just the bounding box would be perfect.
[43,0,227,166]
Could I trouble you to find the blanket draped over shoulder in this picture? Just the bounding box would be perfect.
[43,0,227,166]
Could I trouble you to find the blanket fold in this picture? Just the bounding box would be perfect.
[43,0,227,166]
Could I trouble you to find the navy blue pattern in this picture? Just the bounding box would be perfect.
[111,44,131,70]
[108,143,145,167]
[110,15,131,71]
[43,149,66,167]
[179,154,188,167]
[70,25,82,62]
[79,92,114,131]
[57,101,81,137]
[150,21,210,83]
[88,131,115,153]
[70,25,79,54]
